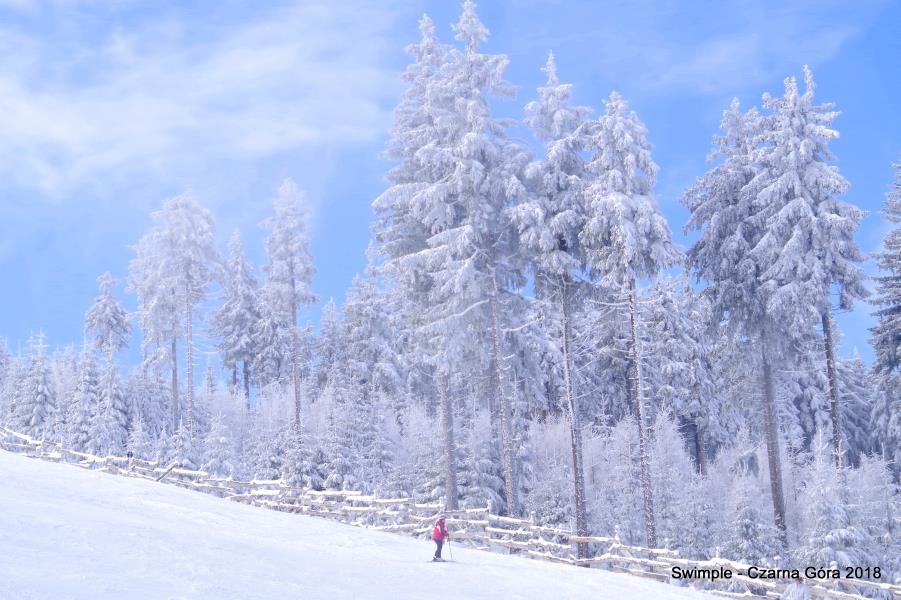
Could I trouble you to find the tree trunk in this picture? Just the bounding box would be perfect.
[106,347,115,432]
[185,294,195,437]
[490,275,517,516]
[243,360,252,413]
[821,311,843,468]
[231,364,238,396]
[761,341,788,547]
[440,372,459,511]
[170,337,178,433]
[628,279,657,549]
[560,278,588,559]
[288,267,304,438]
[692,418,707,477]
[293,327,302,430]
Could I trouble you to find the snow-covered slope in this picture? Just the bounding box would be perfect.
[0,451,714,599]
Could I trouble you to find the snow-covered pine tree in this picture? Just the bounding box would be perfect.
[188,360,216,440]
[281,421,323,490]
[170,417,199,471]
[511,51,593,548]
[778,338,831,452]
[848,455,900,581]
[371,12,457,511]
[89,362,128,456]
[1,357,24,429]
[314,298,344,396]
[129,227,180,432]
[667,475,719,560]
[252,288,292,390]
[683,99,791,546]
[18,333,56,439]
[585,415,644,545]
[641,277,719,474]
[65,345,99,453]
[723,471,781,565]
[711,428,782,565]
[371,13,446,276]
[753,67,867,467]
[84,272,130,366]
[579,91,681,549]
[135,365,171,443]
[458,405,505,512]
[154,430,173,465]
[48,346,78,443]
[126,413,152,460]
[83,272,131,454]
[261,178,318,431]
[794,432,872,571]
[525,437,575,532]
[401,405,448,504]
[129,193,220,433]
[835,353,875,466]
[0,340,9,415]
[648,414,703,555]
[340,275,403,493]
[250,418,285,481]
[450,0,530,516]
[212,230,260,410]
[704,331,756,461]
[342,274,403,420]
[377,1,530,514]
[871,160,901,470]
[321,384,358,491]
[357,394,397,495]
[201,412,234,478]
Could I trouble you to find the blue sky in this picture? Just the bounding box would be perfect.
[0,0,898,368]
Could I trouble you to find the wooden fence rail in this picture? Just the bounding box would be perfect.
[2,427,898,600]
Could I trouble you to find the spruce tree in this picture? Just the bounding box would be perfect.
[129,193,219,433]
[371,13,457,509]
[836,353,875,466]
[314,298,344,395]
[170,418,199,470]
[580,91,680,548]
[84,272,130,365]
[641,277,718,474]
[18,333,56,439]
[795,433,871,570]
[201,413,234,478]
[871,160,901,470]
[65,345,99,453]
[261,178,318,431]
[252,289,292,389]
[753,67,866,466]
[512,52,593,549]
[126,413,152,460]
[683,99,791,545]
[212,231,260,410]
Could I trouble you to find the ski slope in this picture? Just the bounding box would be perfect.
[0,451,715,599]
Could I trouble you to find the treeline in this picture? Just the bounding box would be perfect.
[0,0,899,581]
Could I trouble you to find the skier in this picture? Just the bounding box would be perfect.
[432,513,450,561]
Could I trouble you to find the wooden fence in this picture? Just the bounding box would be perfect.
[2,427,899,600]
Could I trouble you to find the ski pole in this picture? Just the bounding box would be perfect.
[448,538,454,561]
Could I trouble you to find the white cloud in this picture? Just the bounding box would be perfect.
[512,0,887,96]
[0,1,410,196]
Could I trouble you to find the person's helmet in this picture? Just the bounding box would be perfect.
[438,513,446,519]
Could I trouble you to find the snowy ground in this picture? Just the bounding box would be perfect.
[0,451,715,599]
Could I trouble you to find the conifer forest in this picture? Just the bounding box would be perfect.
[2,1,900,582]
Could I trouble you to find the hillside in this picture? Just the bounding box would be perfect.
[0,450,715,599]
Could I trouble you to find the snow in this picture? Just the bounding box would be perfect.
[0,451,715,599]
